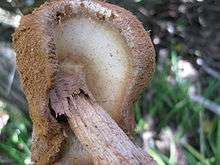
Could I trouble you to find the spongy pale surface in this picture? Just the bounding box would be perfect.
[56,16,130,121]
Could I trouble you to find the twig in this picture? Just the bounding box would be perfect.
[197,58,220,81]
[189,90,220,115]
[0,8,21,27]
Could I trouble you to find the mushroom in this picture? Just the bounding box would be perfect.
[13,0,155,164]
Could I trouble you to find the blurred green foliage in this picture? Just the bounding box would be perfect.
[0,103,32,165]
[134,51,220,165]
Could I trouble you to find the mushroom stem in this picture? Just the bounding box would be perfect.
[49,72,155,165]
[53,91,155,165]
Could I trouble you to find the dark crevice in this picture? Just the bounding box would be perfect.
[55,11,64,23]
[79,88,89,99]
[67,96,71,105]
[57,114,68,124]
[49,97,68,124]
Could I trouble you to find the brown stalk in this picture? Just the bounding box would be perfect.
[49,72,155,165]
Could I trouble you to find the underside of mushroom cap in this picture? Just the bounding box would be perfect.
[13,0,155,164]
[56,15,131,128]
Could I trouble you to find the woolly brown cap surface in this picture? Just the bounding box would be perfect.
[13,0,155,164]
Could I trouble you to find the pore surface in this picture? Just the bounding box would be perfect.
[55,16,130,120]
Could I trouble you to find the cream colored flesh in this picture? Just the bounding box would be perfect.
[55,16,130,117]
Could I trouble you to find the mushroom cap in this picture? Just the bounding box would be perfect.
[13,0,155,164]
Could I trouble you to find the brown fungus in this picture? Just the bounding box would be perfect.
[13,0,155,164]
